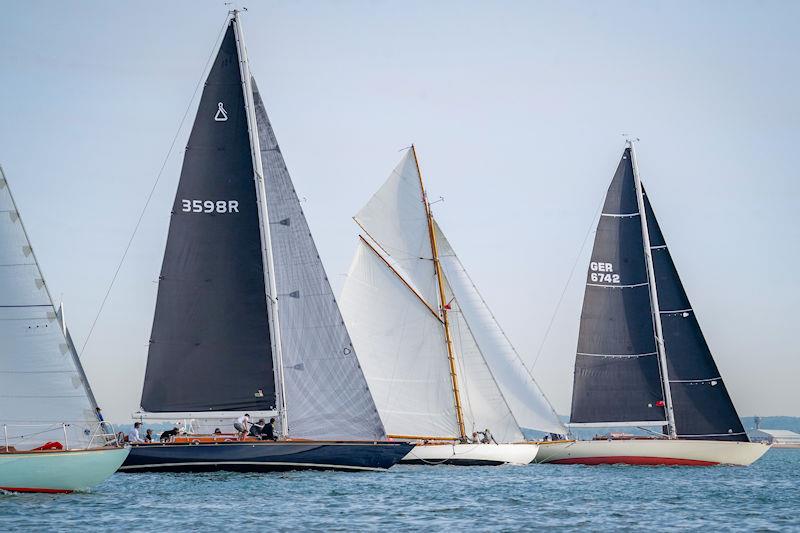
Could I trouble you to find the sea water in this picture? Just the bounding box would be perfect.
[1,449,798,531]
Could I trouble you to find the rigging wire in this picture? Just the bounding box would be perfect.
[78,17,231,357]
[530,193,606,370]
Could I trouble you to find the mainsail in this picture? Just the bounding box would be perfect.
[141,22,275,413]
[570,144,748,442]
[140,15,385,440]
[0,166,100,449]
[342,148,562,442]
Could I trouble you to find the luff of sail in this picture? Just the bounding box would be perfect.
[570,147,668,426]
[0,166,101,449]
[141,21,275,413]
[643,191,748,441]
[252,80,385,440]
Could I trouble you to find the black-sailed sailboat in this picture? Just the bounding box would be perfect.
[536,141,768,466]
[120,11,411,473]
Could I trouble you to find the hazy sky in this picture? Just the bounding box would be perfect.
[1,1,797,422]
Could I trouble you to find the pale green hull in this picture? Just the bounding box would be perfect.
[0,447,129,493]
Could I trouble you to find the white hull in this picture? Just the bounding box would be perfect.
[534,439,769,466]
[0,447,129,493]
[402,443,538,465]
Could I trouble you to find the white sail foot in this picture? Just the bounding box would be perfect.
[401,443,538,466]
[533,439,769,466]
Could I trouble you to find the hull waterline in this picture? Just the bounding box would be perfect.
[120,440,412,473]
[534,439,769,466]
[401,443,539,466]
[0,447,129,493]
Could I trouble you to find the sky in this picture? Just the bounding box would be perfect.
[1,1,798,422]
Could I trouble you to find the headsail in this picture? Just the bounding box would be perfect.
[570,148,667,426]
[435,221,566,435]
[0,167,100,449]
[141,21,275,413]
[643,192,747,441]
[253,81,385,440]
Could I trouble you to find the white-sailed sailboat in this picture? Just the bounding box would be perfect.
[119,11,411,473]
[0,165,128,493]
[340,146,565,465]
[535,142,769,466]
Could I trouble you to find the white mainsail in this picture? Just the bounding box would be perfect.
[342,148,557,442]
[341,239,459,438]
[0,167,100,450]
[435,222,566,435]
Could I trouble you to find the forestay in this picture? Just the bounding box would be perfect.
[0,167,100,450]
[253,81,385,440]
[435,222,565,436]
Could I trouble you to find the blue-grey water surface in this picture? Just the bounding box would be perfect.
[1,449,798,531]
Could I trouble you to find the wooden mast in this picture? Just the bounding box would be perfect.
[410,145,467,441]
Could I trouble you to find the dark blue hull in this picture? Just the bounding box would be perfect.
[119,441,412,473]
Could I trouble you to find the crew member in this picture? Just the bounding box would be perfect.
[234,414,250,438]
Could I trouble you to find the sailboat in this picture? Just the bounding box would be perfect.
[119,11,411,473]
[0,165,129,493]
[535,142,769,466]
[340,146,565,465]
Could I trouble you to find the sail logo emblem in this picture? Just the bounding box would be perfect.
[589,261,620,284]
[214,102,228,122]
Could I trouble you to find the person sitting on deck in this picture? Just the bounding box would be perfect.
[261,418,277,441]
[234,414,250,439]
[248,418,266,438]
[144,429,154,443]
[214,428,222,435]
[480,428,496,445]
[128,422,145,444]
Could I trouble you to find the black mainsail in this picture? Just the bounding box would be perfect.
[141,22,274,413]
[571,147,666,426]
[570,143,748,442]
[138,13,385,441]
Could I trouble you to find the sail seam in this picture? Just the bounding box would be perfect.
[660,308,692,314]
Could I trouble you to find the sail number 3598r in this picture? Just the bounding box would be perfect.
[181,200,240,213]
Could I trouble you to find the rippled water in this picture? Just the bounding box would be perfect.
[1,449,798,531]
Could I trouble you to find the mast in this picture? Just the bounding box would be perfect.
[232,11,289,437]
[629,140,677,439]
[410,145,467,440]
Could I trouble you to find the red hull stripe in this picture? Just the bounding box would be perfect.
[549,456,718,466]
[0,486,73,494]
